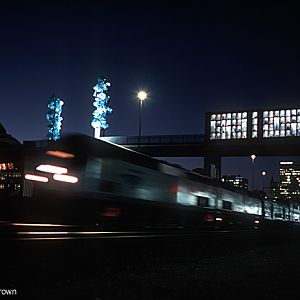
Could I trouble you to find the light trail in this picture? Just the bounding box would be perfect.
[12,230,237,241]
[9,222,76,227]
[14,233,184,241]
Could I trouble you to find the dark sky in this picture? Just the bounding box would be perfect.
[1,0,300,188]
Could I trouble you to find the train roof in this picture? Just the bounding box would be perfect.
[47,134,162,171]
[42,134,262,199]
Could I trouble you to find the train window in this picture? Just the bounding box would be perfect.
[197,196,210,207]
[222,200,232,210]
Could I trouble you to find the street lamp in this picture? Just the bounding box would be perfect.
[137,91,148,149]
[250,154,256,190]
[261,171,266,192]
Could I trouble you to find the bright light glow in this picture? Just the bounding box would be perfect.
[137,91,147,101]
[25,174,48,183]
[46,150,75,159]
[251,154,256,161]
[280,161,293,165]
[255,220,260,224]
[261,171,266,176]
[36,164,68,174]
[215,217,223,221]
[53,174,78,183]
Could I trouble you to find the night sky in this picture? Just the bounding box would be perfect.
[1,1,300,188]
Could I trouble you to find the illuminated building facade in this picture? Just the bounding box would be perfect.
[207,108,300,140]
[0,123,23,197]
[0,163,22,196]
[221,175,248,190]
[209,111,248,140]
[279,161,300,200]
[270,177,280,200]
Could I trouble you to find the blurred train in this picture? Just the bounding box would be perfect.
[22,134,300,230]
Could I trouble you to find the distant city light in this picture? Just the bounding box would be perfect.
[46,94,64,141]
[91,77,113,139]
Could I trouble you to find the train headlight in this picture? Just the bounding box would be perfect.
[53,174,78,184]
[36,164,68,174]
[25,174,49,183]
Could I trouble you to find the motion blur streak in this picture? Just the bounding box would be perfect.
[10,223,75,227]
[17,232,69,235]
[36,164,68,174]
[53,174,78,183]
[14,234,184,241]
[17,231,134,235]
[24,174,48,183]
[46,150,75,159]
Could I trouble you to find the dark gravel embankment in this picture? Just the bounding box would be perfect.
[2,230,300,299]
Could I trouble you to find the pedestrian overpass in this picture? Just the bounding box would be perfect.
[101,133,300,178]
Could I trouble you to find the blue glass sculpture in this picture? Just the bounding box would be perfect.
[91,78,112,138]
[46,94,64,141]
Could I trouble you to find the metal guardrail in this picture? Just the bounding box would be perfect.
[101,134,205,145]
[23,134,205,148]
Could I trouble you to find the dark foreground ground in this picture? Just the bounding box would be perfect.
[2,230,300,299]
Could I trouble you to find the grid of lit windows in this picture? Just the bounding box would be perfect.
[262,109,300,138]
[279,161,300,200]
[251,111,258,138]
[0,163,14,170]
[0,162,22,196]
[210,112,247,140]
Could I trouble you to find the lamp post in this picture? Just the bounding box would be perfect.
[137,90,147,149]
[250,154,256,190]
[261,171,266,192]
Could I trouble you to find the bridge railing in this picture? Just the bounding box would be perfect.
[101,134,205,145]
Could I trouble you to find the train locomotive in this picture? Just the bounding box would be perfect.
[23,134,300,230]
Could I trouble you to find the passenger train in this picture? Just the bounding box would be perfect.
[23,134,300,230]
